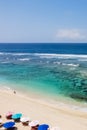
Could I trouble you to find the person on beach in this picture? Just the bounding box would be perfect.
[13,90,16,94]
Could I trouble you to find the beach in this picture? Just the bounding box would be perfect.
[0,89,87,130]
[0,0,87,128]
[0,44,87,130]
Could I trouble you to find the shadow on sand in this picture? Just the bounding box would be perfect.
[7,127,18,130]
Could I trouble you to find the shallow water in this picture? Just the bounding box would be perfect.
[0,43,87,107]
[0,51,87,104]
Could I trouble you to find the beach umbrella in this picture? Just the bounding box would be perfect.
[20,117,30,125]
[29,120,39,127]
[50,127,60,130]
[38,124,49,130]
[12,113,22,119]
[6,111,14,119]
[20,117,30,122]
[3,121,15,129]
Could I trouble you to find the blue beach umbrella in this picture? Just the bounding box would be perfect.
[38,124,49,130]
[12,113,22,119]
[3,121,15,129]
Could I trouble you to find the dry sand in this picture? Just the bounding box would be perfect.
[0,89,87,130]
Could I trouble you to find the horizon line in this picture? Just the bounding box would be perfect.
[0,42,87,44]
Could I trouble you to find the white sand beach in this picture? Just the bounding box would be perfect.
[0,89,87,130]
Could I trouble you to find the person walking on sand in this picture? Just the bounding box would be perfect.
[13,90,16,94]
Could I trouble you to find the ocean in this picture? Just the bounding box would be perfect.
[0,43,87,108]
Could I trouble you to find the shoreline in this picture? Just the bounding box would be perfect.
[0,87,87,113]
[0,89,87,130]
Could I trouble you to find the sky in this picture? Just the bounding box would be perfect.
[0,0,87,43]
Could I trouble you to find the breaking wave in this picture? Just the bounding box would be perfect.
[61,63,79,67]
[18,58,30,61]
[0,52,87,59]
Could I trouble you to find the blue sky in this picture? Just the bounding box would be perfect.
[0,0,87,43]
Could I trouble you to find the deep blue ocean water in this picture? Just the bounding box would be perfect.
[0,43,87,54]
[0,43,87,105]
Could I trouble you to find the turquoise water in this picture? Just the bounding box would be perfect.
[0,52,87,105]
[0,43,87,106]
